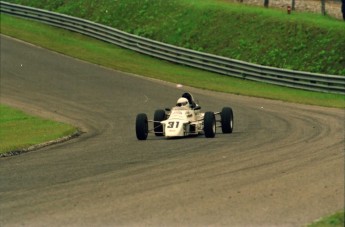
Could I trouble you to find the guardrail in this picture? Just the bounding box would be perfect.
[1,1,344,94]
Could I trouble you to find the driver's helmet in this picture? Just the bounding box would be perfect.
[176,97,189,107]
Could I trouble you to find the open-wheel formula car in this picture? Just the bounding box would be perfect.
[135,93,234,140]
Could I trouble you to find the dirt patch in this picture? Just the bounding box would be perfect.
[225,0,343,19]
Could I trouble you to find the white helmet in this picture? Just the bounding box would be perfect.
[176,97,189,107]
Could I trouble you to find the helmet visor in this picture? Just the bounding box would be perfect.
[177,101,188,107]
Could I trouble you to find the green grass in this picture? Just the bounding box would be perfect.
[6,0,345,75]
[1,14,344,108]
[308,211,344,227]
[0,104,76,154]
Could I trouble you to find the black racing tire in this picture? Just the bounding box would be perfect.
[136,113,148,140]
[154,109,166,136]
[204,112,216,138]
[221,107,234,133]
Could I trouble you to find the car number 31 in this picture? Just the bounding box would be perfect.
[167,121,180,128]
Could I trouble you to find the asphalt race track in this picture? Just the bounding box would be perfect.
[0,35,344,226]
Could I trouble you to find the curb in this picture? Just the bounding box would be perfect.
[0,130,83,158]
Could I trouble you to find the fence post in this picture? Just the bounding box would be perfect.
[321,0,326,16]
[291,0,296,10]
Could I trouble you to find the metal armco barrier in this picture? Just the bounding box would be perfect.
[1,1,344,94]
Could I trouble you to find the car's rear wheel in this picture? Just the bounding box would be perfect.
[221,107,233,133]
[136,113,148,140]
[154,109,166,136]
[204,112,216,138]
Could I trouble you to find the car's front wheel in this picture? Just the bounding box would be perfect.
[204,112,216,138]
[136,113,148,140]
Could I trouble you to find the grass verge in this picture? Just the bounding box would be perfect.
[0,104,77,155]
[308,211,344,227]
[1,14,344,108]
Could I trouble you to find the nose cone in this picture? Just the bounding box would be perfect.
[162,120,188,137]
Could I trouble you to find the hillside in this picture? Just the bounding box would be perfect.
[5,0,345,75]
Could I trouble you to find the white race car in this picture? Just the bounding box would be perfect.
[135,93,234,140]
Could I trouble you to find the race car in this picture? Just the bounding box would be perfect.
[135,92,234,140]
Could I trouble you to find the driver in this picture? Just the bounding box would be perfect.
[176,97,190,109]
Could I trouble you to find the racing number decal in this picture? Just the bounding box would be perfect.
[167,121,180,128]
[167,122,174,128]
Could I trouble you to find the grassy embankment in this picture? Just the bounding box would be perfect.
[0,104,76,154]
[1,14,344,108]
[6,0,345,75]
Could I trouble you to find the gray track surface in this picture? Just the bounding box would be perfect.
[0,35,344,226]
